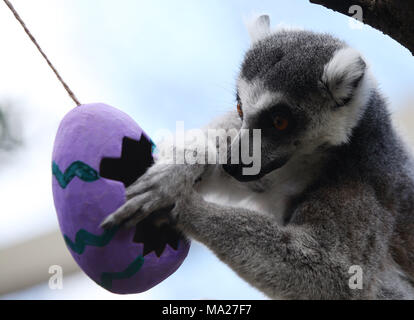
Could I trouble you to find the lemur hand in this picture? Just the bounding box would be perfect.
[100,163,201,229]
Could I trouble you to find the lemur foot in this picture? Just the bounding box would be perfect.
[100,163,196,229]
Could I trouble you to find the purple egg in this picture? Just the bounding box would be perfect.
[52,103,190,294]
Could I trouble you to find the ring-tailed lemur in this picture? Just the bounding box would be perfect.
[102,15,414,299]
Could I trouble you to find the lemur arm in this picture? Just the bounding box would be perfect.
[174,183,391,300]
[101,111,242,229]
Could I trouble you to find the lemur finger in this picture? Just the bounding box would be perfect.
[100,192,152,229]
[125,203,175,229]
[140,196,170,215]
[124,195,173,228]
[126,183,153,200]
[125,211,151,228]
[126,173,163,199]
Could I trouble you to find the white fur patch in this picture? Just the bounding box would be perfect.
[245,14,271,44]
[197,151,323,225]
[238,78,284,119]
[322,47,366,106]
[319,47,377,146]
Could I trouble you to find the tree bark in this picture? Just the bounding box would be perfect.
[310,0,414,55]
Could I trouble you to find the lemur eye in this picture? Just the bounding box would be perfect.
[273,116,289,131]
[237,102,244,118]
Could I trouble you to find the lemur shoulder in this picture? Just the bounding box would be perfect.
[102,15,414,300]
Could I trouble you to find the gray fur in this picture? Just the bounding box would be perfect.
[102,17,414,299]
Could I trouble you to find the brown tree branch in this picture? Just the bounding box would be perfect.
[310,0,414,55]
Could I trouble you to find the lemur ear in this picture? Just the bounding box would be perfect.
[246,15,271,44]
[321,47,367,107]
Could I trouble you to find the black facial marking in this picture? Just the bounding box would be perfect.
[251,103,298,136]
[261,156,290,175]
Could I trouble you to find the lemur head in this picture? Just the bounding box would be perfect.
[223,15,375,182]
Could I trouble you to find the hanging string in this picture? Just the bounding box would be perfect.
[3,0,81,107]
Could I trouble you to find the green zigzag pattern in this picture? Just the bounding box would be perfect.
[54,156,147,288]
[52,161,100,189]
[64,227,119,255]
[100,255,145,290]
[64,228,146,289]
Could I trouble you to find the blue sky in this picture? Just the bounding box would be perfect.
[0,0,413,300]
[62,0,414,134]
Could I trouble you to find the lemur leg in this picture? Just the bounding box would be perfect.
[173,191,366,300]
[101,112,241,229]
